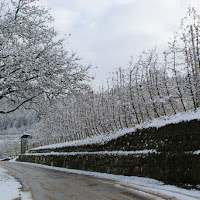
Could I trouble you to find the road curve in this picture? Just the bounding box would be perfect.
[0,162,164,200]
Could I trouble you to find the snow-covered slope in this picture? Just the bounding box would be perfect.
[31,110,200,150]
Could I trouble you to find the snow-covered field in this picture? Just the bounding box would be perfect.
[0,135,20,159]
[0,134,20,145]
[11,160,200,200]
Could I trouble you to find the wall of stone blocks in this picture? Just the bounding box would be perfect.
[18,153,200,186]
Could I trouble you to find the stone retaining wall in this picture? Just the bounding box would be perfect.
[18,152,200,186]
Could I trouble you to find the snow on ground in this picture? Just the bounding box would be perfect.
[0,165,32,200]
[32,110,200,150]
[0,166,21,200]
[193,150,200,154]
[14,161,200,200]
[25,149,157,156]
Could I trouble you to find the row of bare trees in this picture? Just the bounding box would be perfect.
[30,7,200,146]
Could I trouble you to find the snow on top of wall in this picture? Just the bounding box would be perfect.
[32,110,200,150]
[26,149,156,156]
[193,150,200,155]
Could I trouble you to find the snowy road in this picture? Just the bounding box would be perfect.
[0,162,200,200]
[0,162,166,200]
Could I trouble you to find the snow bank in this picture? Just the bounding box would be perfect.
[0,164,33,200]
[32,110,200,150]
[0,166,21,200]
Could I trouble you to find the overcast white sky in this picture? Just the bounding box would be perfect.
[38,0,200,89]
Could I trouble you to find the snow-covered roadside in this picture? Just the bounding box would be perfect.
[14,161,200,200]
[32,110,200,151]
[0,165,32,200]
[0,166,22,200]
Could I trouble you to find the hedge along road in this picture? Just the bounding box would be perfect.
[0,162,166,200]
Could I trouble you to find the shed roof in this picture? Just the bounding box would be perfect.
[21,134,31,139]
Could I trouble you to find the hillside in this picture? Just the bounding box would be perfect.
[29,110,200,153]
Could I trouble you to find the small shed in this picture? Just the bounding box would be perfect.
[21,135,32,154]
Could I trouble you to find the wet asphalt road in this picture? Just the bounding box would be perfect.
[0,162,158,200]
